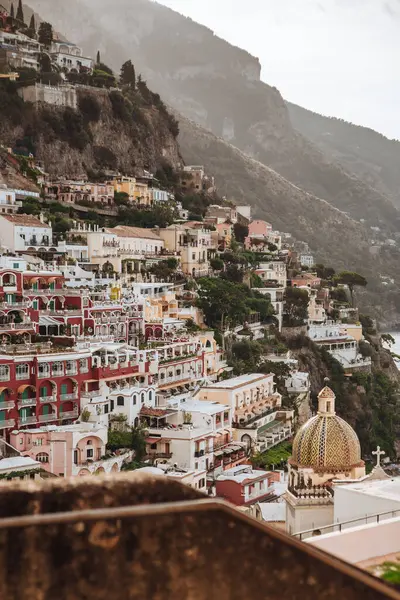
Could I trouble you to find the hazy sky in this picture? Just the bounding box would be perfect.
[159,0,399,139]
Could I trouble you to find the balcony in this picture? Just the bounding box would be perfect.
[145,452,173,460]
[0,418,15,429]
[60,393,78,401]
[60,409,79,420]
[38,413,58,423]
[66,368,78,376]
[81,390,101,399]
[19,415,38,425]
[0,475,396,598]
[16,372,30,380]
[39,395,57,403]
[51,370,65,378]
[18,398,36,408]
[0,400,15,410]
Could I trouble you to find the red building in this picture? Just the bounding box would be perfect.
[215,465,280,506]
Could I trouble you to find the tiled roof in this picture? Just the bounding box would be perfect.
[0,214,48,228]
[140,407,170,417]
[108,226,162,241]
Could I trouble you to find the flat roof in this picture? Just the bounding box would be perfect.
[200,373,272,390]
[0,456,40,471]
[179,399,227,415]
[341,477,400,501]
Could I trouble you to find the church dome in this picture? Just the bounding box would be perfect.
[291,386,362,471]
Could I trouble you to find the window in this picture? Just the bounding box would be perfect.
[86,449,94,458]
[199,478,205,488]
[141,393,145,404]
[16,364,29,379]
[148,391,153,402]
[33,438,43,446]
[110,400,114,411]
[117,396,124,406]
[192,253,196,260]
[104,404,109,414]
[36,453,49,463]
[195,462,198,470]
[60,384,68,396]
[0,366,10,381]
[132,395,137,405]
[150,443,157,450]
[74,450,78,465]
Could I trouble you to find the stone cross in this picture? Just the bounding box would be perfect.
[372,446,385,467]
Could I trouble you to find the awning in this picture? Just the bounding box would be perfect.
[17,384,34,393]
[214,451,224,457]
[39,316,63,326]
[146,437,162,444]
[0,387,11,394]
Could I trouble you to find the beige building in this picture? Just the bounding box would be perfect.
[158,225,214,277]
[196,374,293,452]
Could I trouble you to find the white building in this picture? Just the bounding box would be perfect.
[0,185,22,215]
[0,214,53,252]
[300,254,315,268]
[255,261,287,287]
[308,322,371,371]
[50,40,94,73]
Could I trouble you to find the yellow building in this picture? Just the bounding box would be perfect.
[111,177,136,199]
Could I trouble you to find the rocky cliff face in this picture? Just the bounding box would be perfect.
[0,85,182,178]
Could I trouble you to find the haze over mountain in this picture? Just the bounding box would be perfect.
[10,0,400,323]
[160,0,400,140]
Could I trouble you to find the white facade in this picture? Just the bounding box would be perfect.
[50,41,94,72]
[300,254,315,268]
[333,478,400,525]
[109,386,157,427]
[0,186,21,215]
[256,261,287,287]
[0,216,53,252]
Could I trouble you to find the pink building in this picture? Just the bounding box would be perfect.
[10,423,132,477]
[248,220,273,237]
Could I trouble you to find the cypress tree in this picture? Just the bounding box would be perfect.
[10,3,15,18]
[16,0,24,23]
[96,50,101,64]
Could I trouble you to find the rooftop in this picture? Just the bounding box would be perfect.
[0,456,40,472]
[341,477,400,501]
[259,502,286,523]
[0,214,49,228]
[200,373,272,390]
[108,226,162,241]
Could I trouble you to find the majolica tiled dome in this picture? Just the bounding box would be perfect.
[291,386,362,470]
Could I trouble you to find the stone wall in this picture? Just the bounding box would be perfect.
[18,84,77,110]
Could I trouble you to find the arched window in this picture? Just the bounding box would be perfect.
[117,396,124,406]
[148,391,153,402]
[87,440,92,446]
[132,395,137,405]
[0,365,10,381]
[36,452,49,463]
[141,393,145,404]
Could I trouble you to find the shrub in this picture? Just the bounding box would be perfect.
[78,94,101,122]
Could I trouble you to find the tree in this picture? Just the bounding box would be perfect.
[315,264,336,280]
[120,59,136,88]
[210,257,224,271]
[283,287,309,327]
[10,3,15,19]
[16,0,24,23]
[334,271,367,306]
[233,222,249,244]
[38,22,53,47]
[130,425,147,463]
[196,277,248,329]
[96,50,101,65]
[26,14,36,38]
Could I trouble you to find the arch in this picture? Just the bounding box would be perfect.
[95,467,105,475]
[111,463,119,473]
[78,469,91,477]
[36,452,49,463]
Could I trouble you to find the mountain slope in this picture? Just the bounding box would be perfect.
[24,0,400,233]
[287,101,400,207]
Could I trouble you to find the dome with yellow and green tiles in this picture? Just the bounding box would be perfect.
[291,386,363,471]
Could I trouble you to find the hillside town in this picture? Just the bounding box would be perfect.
[1,3,400,590]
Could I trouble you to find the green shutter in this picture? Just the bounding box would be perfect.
[22,389,29,400]
[40,387,47,398]
[42,405,50,415]
[61,384,68,395]
[0,411,5,422]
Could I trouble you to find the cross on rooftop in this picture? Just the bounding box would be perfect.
[372,445,385,467]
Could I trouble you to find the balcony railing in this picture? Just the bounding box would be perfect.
[19,415,38,425]
[0,476,396,598]
[0,400,14,410]
[60,393,78,401]
[0,418,15,429]
[81,390,101,399]
[18,398,36,408]
[38,413,58,423]
[60,409,79,420]
[39,395,56,403]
